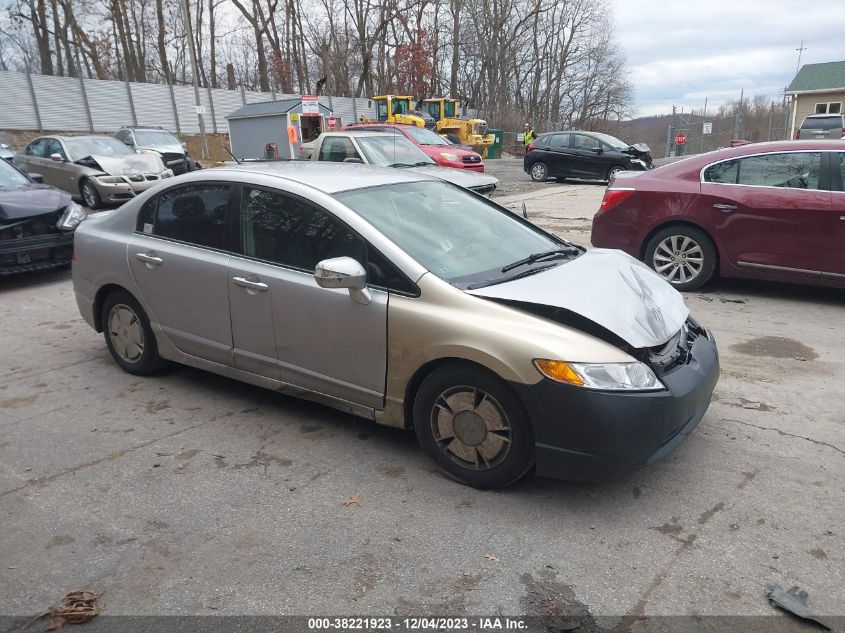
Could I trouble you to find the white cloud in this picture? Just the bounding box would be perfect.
[611,0,845,117]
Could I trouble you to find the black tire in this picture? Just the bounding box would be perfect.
[528,161,548,182]
[413,364,535,489]
[80,178,102,209]
[606,165,625,181]
[644,225,717,291]
[101,289,165,375]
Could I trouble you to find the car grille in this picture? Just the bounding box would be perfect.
[648,317,707,375]
[462,155,481,164]
[162,152,188,174]
[0,210,62,241]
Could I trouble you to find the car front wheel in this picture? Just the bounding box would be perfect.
[413,364,534,489]
[607,166,625,181]
[529,162,548,182]
[80,178,102,209]
[644,226,717,291]
[101,290,165,375]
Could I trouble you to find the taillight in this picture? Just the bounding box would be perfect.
[526,142,535,153]
[599,188,635,211]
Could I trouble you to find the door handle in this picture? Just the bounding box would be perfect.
[840,216,845,221]
[713,203,737,211]
[135,252,162,266]
[232,276,269,291]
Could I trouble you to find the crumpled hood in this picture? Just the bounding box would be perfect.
[467,248,689,348]
[79,153,165,175]
[0,184,70,220]
[409,164,498,189]
[140,143,184,156]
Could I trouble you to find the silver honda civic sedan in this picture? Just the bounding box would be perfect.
[72,162,719,488]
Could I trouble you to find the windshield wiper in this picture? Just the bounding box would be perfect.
[500,248,580,273]
[466,264,556,290]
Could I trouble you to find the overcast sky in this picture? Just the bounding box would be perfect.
[611,0,845,117]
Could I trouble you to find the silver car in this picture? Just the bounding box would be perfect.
[72,162,718,488]
[14,135,173,209]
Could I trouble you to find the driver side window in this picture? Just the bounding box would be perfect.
[319,137,360,163]
[737,152,821,190]
[573,134,601,150]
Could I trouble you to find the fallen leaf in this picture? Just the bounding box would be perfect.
[342,495,365,507]
[484,554,499,561]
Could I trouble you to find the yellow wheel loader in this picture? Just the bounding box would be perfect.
[421,98,495,156]
[360,95,436,129]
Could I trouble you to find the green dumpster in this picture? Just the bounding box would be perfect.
[487,129,504,159]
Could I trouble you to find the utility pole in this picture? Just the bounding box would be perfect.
[734,89,744,140]
[700,97,707,154]
[666,105,676,158]
[767,101,775,141]
[180,0,208,160]
[795,41,807,75]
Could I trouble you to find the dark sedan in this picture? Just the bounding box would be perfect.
[0,159,85,275]
[591,140,845,291]
[524,131,652,182]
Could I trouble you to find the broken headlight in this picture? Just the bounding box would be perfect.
[534,359,664,391]
[57,201,86,231]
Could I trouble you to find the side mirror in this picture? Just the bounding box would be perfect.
[314,256,370,305]
[49,153,64,162]
[593,147,603,154]
[342,157,364,164]
[29,172,44,183]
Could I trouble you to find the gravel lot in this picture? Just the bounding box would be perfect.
[1,174,844,624]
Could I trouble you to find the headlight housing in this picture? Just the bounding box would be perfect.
[161,169,174,178]
[439,152,460,162]
[534,359,664,391]
[630,158,647,168]
[96,175,124,184]
[57,201,86,231]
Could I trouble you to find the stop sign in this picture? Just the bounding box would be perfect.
[675,132,687,145]
[328,115,337,129]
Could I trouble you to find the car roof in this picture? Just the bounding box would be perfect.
[216,161,434,194]
[49,135,121,142]
[804,113,843,118]
[322,130,395,138]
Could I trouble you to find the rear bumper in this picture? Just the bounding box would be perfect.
[0,231,74,275]
[512,333,719,481]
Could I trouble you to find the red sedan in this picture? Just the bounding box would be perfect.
[343,122,485,171]
[591,140,845,290]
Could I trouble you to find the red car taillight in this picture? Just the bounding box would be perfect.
[526,142,535,153]
[599,188,635,211]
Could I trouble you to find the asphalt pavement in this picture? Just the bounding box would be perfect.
[1,169,843,624]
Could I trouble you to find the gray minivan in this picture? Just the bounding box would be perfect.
[796,113,845,139]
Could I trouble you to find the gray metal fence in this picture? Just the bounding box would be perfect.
[0,70,375,135]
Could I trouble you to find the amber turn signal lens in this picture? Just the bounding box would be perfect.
[533,359,585,386]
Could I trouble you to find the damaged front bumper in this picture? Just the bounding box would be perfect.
[91,173,171,204]
[0,232,74,275]
[512,327,719,481]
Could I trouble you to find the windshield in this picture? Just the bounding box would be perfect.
[336,181,572,287]
[0,159,30,187]
[134,130,181,146]
[590,132,629,150]
[65,137,133,160]
[356,135,435,167]
[404,126,449,145]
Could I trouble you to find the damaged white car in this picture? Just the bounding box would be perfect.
[14,135,173,209]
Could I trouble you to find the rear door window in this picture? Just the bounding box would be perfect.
[703,159,739,184]
[547,133,571,149]
[318,137,360,162]
[138,183,230,249]
[737,152,822,190]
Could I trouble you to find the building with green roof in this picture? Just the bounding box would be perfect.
[785,61,845,136]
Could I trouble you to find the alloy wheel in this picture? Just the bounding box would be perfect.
[108,304,145,363]
[530,163,547,181]
[652,235,704,285]
[82,183,97,208]
[430,386,512,471]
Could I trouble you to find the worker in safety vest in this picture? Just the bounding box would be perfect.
[523,123,535,147]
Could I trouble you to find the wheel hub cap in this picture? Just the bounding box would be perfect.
[452,411,487,446]
[653,235,704,284]
[430,387,512,471]
[108,304,144,363]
